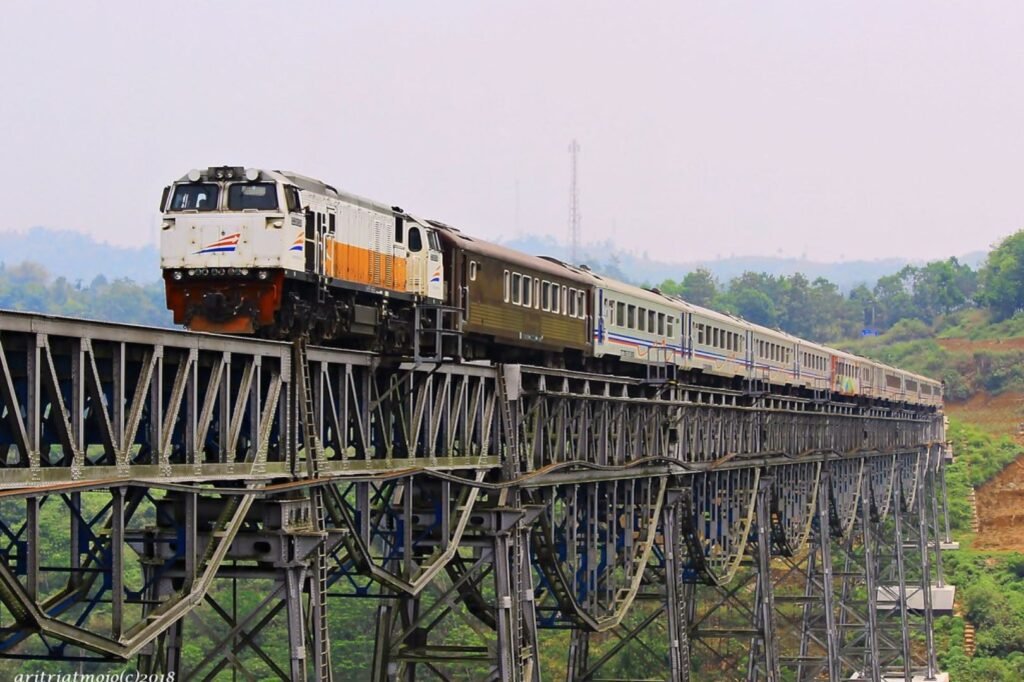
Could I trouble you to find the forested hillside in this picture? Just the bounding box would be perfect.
[0,261,171,327]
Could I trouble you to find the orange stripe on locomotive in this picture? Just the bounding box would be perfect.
[323,238,409,291]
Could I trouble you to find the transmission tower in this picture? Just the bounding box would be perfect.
[568,139,581,264]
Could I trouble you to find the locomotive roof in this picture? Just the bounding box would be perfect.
[275,171,398,215]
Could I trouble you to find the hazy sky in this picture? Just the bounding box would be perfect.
[1,2,1022,262]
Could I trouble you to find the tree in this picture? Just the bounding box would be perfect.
[979,231,1024,320]
[678,269,718,307]
[731,288,777,327]
[873,266,917,327]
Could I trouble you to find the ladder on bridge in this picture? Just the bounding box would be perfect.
[294,337,334,682]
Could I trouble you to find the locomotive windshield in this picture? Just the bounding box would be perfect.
[169,183,219,211]
[228,183,279,210]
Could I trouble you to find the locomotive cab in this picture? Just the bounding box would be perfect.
[160,167,304,333]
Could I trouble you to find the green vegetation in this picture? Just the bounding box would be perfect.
[0,261,171,327]
[926,421,1024,680]
[943,421,1022,532]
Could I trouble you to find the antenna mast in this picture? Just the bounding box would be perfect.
[568,139,581,264]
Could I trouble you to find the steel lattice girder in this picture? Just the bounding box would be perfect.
[0,312,950,681]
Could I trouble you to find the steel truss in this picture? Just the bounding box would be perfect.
[0,312,950,681]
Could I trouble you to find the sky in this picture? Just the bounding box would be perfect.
[1,1,1023,262]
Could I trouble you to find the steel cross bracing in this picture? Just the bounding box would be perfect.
[0,311,952,681]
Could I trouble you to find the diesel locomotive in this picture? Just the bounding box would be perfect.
[159,166,942,408]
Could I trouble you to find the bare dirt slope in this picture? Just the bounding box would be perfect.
[940,335,1024,551]
[973,455,1024,551]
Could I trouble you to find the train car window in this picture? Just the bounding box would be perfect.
[535,280,541,309]
[394,219,404,244]
[542,282,551,310]
[697,324,704,344]
[667,317,674,338]
[657,313,665,336]
[552,284,560,314]
[170,183,219,211]
[627,305,636,329]
[648,311,655,333]
[604,298,614,323]
[328,212,336,234]
[616,302,625,327]
[408,227,423,252]
[637,307,645,331]
[286,186,301,213]
[228,183,279,210]
[469,261,478,281]
[578,292,585,318]
[503,270,510,302]
[569,289,578,318]
[428,231,440,250]
[522,276,533,307]
[511,273,522,305]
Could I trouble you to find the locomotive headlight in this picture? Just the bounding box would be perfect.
[257,270,269,280]
[270,219,283,229]
[187,269,196,276]
[172,271,183,281]
[240,268,249,276]
[245,168,260,181]
[161,220,175,230]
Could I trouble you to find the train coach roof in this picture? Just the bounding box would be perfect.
[547,263,688,310]
[432,224,596,285]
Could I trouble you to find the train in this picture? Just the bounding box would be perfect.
[159,165,943,408]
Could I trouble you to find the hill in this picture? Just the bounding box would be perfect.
[0,227,159,284]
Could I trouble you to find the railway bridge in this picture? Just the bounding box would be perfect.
[0,311,953,681]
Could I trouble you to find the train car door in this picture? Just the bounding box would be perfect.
[426,229,444,300]
[745,330,754,376]
[405,223,444,299]
[392,216,408,292]
[304,207,325,277]
[405,224,427,294]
